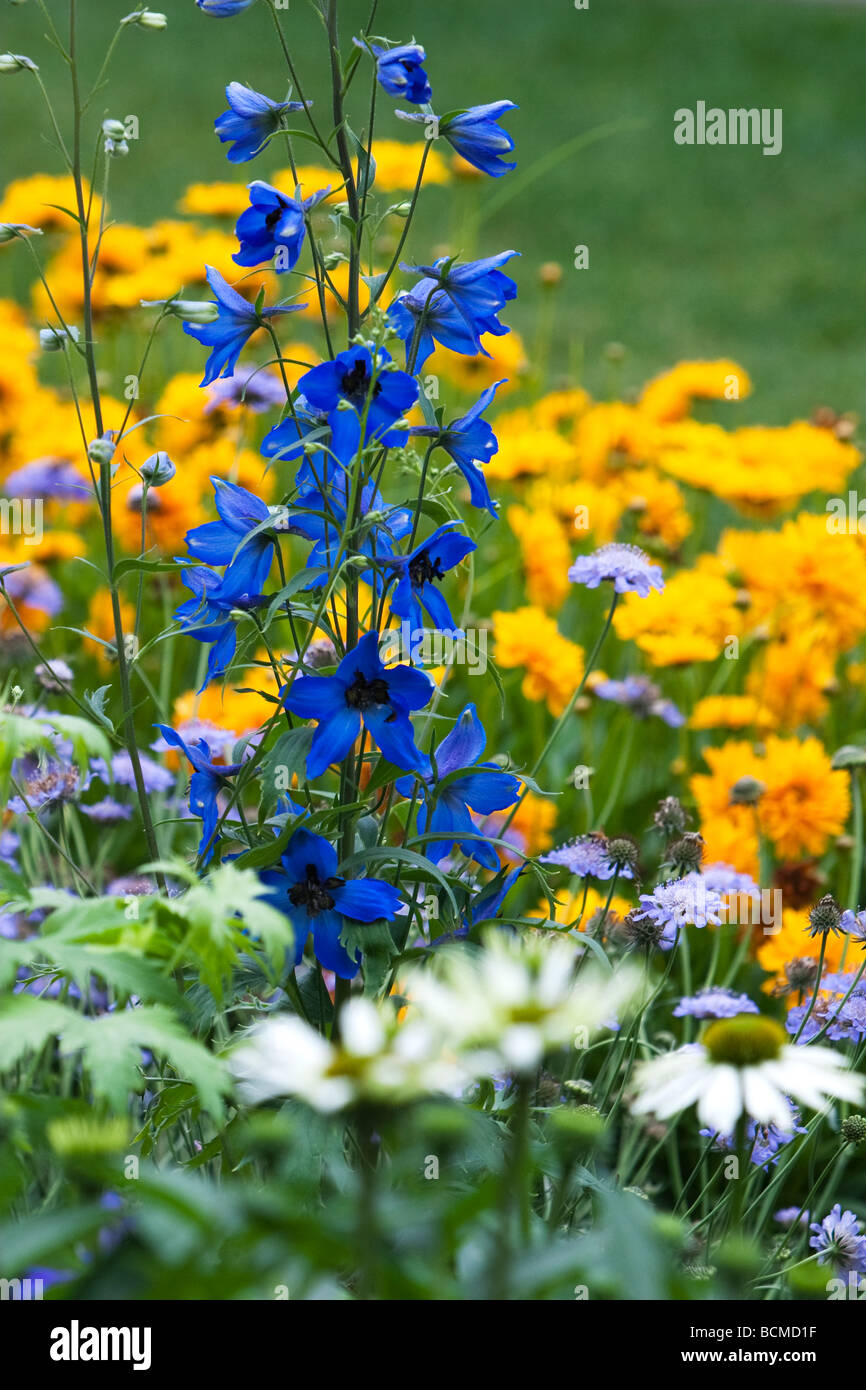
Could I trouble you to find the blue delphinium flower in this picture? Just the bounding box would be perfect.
[174,565,263,690]
[298,344,418,449]
[541,833,630,881]
[185,478,276,598]
[260,825,403,979]
[389,522,476,632]
[592,675,684,728]
[197,0,257,18]
[809,1205,866,1273]
[569,542,664,598]
[183,265,305,387]
[398,103,517,176]
[395,704,520,870]
[673,987,759,1019]
[291,474,411,607]
[412,381,504,517]
[357,40,432,104]
[216,83,307,163]
[437,102,517,176]
[283,630,433,778]
[431,863,525,947]
[389,256,517,369]
[234,182,331,272]
[155,725,243,864]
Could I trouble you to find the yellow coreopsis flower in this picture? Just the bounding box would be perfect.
[720,514,866,654]
[506,504,571,609]
[492,606,584,715]
[638,358,751,423]
[0,173,101,232]
[613,555,742,666]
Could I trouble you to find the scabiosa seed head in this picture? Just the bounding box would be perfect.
[620,909,668,952]
[653,795,687,837]
[606,835,639,875]
[669,832,704,875]
[773,955,819,995]
[729,774,766,806]
[842,1114,866,1146]
[808,893,843,938]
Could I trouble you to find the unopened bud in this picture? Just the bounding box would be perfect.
[121,9,168,27]
[0,222,41,243]
[141,297,219,324]
[40,325,80,352]
[0,53,38,73]
[87,435,117,466]
[140,451,175,486]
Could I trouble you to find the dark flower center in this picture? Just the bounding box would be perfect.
[345,670,391,711]
[289,863,344,916]
[408,549,445,589]
[340,359,382,408]
[265,196,289,231]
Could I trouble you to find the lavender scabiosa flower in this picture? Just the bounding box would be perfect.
[4,457,89,501]
[591,674,684,728]
[203,366,285,414]
[809,1205,866,1274]
[569,542,664,598]
[674,987,759,1020]
[81,798,133,824]
[840,908,866,944]
[700,1102,806,1169]
[633,874,724,950]
[540,832,632,881]
[91,751,173,795]
[775,1207,810,1227]
[8,754,85,813]
[785,972,866,1044]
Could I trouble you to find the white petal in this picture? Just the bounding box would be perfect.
[696,1065,742,1135]
[741,1067,794,1132]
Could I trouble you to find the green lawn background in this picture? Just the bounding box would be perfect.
[1,0,864,420]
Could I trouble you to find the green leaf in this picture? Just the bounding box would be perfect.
[112,556,180,583]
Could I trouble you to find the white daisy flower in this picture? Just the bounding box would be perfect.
[407,929,641,1076]
[231,997,461,1113]
[630,1014,864,1136]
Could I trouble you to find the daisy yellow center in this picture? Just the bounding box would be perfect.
[703,1014,786,1066]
